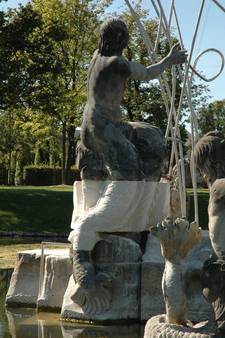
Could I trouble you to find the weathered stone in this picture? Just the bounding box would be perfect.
[6,248,70,308]
[144,315,217,338]
[69,180,170,251]
[61,235,142,322]
[6,250,41,307]
[192,131,225,188]
[208,178,225,259]
[37,253,72,311]
[141,230,214,322]
[77,18,186,182]
[202,178,225,334]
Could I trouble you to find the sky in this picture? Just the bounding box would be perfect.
[1,0,225,103]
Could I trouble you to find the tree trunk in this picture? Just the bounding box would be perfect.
[66,125,76,169]
[62,121,67,185]
[7,149,12,185]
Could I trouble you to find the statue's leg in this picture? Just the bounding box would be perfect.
[94,121,143,180]
[69,248,112,314]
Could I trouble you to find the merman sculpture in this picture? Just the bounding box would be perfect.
[67,18,187,317]
[144,217,217,338]
[192,131,225,188]
[202,178,225,336]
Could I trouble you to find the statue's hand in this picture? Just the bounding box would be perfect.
[168,43,188,66]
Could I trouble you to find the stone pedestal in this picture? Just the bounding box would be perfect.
[6,248,70,308]
[37,252,72,311]
[6,250,41,307]
[61,235,142,323]
[6,231,215,324]
[69,180,170,251]
[141,230,214,322]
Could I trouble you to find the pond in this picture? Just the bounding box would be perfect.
[0,239,143,338]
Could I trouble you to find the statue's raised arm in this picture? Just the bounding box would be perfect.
[128,43,188,81]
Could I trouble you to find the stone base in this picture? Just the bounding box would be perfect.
[61,235,142,323]
[6,248,70,308]
[144,315,217,338]
[6,231,215,324]
[37,252,72,311]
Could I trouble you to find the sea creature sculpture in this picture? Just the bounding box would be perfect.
[202,178,225,336]
[144,217,217,338]
[192,131,225,188]
[69,17,187,315]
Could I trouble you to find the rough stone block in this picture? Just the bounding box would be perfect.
[61,236,142,322]
[37,253,72,311]
[141,231,215,322]
[6,248,70,308]
[6,250,41,307]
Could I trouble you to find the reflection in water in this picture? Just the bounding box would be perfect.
[6,308,141,338]
[1,268,141,338]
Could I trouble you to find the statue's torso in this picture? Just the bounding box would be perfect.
[84,51,130,124]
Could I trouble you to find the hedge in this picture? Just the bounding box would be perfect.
[23,165,80,186]
[0,168,8,185]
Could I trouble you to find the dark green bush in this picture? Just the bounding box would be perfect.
[0,168,8,185]
[23,165,80,185]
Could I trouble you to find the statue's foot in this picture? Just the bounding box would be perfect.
[150,217,202,261]
[71,250,112,314]
[71,272,112,314]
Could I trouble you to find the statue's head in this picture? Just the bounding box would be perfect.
[192,131,225,188]
[99,18,129,56]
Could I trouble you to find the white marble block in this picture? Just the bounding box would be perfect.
[69,180,170,251]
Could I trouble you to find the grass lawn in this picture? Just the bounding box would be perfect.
[0,185,210,234]
[0,185,73,233]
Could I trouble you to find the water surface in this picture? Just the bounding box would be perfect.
[0,239,143,338]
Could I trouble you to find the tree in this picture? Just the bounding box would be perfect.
[198,99,225,136]
[0,0,109,184]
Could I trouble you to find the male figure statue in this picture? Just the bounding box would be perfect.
[77,18,187,181]
[70,18,188,315]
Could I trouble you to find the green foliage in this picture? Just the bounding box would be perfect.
[0,187,209,233]
[198,99,225,136]
[0,0,107,184]
[0,1,210,184]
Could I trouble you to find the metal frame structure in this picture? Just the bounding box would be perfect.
[125,0,224,225]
